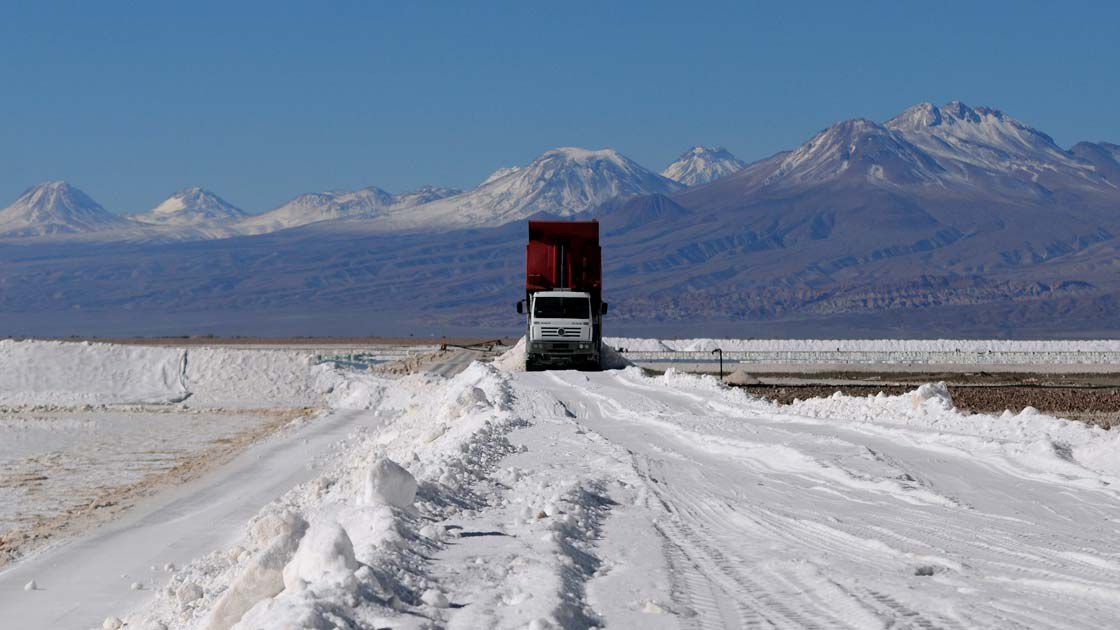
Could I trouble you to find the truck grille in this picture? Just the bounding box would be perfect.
[540,327,581,338]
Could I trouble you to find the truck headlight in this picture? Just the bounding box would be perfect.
[578,343,589,350]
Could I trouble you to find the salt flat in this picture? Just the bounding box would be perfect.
[0,406,301,565]
[1,339,1118,629]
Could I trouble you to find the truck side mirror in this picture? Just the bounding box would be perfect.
[516,301,524,314]
[601,302,609,315]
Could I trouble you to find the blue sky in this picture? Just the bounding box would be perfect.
[1,0,1116,214]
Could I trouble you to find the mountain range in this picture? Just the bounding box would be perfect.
[0,147,694,240]
[0,101,1117,338]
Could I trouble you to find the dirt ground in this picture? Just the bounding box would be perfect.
[735,372,1120,429]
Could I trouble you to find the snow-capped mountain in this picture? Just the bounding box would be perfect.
[661,146,746,186]
[699,101,1119,202]
[379,147,684,230]
[884,101,1107,192]
[480,166,522,186]
[759,118,946,189]
[239,185,463,235]
[238,187,395,234]
[131,187,247,228]
[391,185,462,208]
[0,181,129,238]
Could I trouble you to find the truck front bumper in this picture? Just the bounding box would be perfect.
[527,340,599,368]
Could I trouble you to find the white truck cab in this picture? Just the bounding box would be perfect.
[523,290,598,370]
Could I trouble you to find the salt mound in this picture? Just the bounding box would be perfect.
[249,510,308,547]
[361,457,418,509]
[282,522,359,591]
[205,512,307,630]
[723,368,760,385]
[911,382,953,408]
[492,337,528,373]
[600,343,634,370]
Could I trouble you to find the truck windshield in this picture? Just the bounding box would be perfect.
[534,297,590,319]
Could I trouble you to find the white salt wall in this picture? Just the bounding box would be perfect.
[0,340,187,405]
[0,340,339,408]
[606,337,1120,352]
[605,337,1120,367]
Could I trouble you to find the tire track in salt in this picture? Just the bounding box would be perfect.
[617,415,890,628]
[557,373,937,627]
[527,370,1120,630]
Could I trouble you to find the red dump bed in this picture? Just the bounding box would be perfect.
[526,220,601,302]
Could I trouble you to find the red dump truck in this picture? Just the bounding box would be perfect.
[515,220,608,370]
